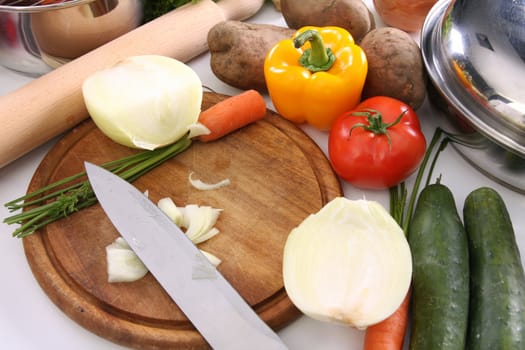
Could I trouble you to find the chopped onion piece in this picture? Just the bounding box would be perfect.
[189,172,231,191]
[157,197,183,226]
[107,200,224,283]
[192,227,220,245]
[283,197,412,329]
[181,204,222,243]
[106,237,148,282]
[200,249,222,267]
[188,122,211,139]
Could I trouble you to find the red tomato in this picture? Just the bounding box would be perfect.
[328,96,426,189]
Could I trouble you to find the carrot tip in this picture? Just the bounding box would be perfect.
[198,90,267,142]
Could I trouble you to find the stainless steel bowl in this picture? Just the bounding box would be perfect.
[421,0,525,193]
[0,0,142,77]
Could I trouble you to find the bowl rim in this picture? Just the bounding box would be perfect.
[0,0,95,13]
[420,0,525,157]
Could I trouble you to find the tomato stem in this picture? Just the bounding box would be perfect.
[349,109,407,145]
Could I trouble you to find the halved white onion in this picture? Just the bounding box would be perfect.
[283,197,412,329]
[82,55,203,150]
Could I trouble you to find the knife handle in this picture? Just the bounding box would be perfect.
[0,0,264,168]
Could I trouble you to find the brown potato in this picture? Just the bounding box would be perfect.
[280,0,375,42]
[207,21,294,92]
[359,27,427,109]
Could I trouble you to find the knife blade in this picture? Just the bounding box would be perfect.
[85,162,288,350]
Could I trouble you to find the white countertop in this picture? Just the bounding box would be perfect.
[1,2,524,349]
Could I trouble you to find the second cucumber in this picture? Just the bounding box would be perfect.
[464,187,525,350]
[408,183,470,349]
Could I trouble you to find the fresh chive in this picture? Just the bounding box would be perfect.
[3,136,192,238]
[389,127,449,233]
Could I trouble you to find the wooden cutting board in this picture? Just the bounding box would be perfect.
[22,92,342,349]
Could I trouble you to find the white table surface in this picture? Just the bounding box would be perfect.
[1,2,524,349]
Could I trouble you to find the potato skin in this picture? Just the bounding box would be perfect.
[207,21,294,92]
[280,0,375,43]
[359,27,427,109]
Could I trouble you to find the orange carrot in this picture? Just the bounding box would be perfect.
[198,89,267,142]
[363,288,411,350]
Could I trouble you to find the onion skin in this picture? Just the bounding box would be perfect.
[373,0,438,32]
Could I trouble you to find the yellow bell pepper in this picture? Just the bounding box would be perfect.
[264,26,368,130]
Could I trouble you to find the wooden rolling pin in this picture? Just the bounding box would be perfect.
[0,0,265,168]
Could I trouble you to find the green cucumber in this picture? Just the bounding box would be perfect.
[464,187,525,350]
[408,183,469,349]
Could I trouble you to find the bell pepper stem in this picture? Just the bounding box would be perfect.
[294,29,335,72]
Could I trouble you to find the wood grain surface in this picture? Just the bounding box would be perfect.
[22,92,342,349]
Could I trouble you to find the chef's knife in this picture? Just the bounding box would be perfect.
[85,162,288,350]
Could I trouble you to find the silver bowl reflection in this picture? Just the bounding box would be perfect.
[421,0,525,193]
[0,0,142,77]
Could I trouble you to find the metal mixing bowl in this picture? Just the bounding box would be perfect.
[421,0,525,193]
[0,0,143,77]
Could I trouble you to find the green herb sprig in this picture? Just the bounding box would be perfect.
[387,125,482,234]
[3,136,192,238]
[389,127,448,231]
[142,0,210,23]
